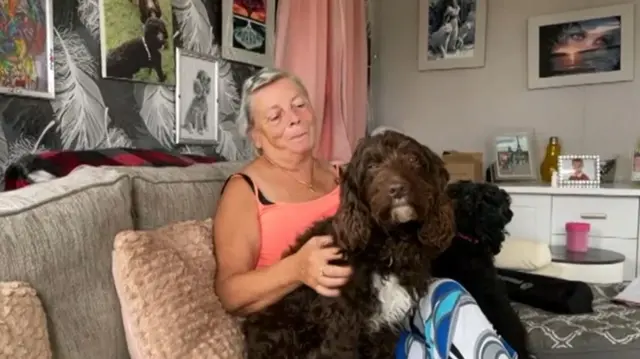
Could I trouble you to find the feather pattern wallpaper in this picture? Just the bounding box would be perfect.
[0,0,372,175]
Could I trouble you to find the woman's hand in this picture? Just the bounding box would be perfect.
[294,235,353,297]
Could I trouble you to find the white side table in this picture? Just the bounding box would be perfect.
[549,246,626,284]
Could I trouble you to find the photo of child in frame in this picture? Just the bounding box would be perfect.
[632,151,640,181]
[560,156,597,182]
[569,158,590,181]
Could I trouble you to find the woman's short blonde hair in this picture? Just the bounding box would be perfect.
[237,68,310,136]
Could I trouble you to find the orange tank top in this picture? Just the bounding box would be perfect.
[229,172,341,268]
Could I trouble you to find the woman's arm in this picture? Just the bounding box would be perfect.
[213,176,303,315]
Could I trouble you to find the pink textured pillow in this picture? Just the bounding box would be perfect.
[112,219,245,358]
[0,282,52,359]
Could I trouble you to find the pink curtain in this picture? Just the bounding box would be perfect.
[275,0,368,162]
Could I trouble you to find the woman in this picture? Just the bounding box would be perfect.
[214,68,519,359]
[214,68,351,316]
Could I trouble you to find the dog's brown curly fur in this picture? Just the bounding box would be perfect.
[243,131,454,359]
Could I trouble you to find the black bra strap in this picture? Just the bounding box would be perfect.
[221,173,274,205]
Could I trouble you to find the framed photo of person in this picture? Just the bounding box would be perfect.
[632,151,640,182]
[491,131,537,181]
[557,155,601,188]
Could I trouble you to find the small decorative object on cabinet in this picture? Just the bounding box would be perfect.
[557,155,601,188]
[632,140,640,182]
[491,131,537,182]
[540,136,561,183]
[527,3,635,90]
[417,0,488,70]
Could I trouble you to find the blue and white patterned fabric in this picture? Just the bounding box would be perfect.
[396,279,518,359]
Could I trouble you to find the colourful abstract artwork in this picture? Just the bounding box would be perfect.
[0,0,54,99]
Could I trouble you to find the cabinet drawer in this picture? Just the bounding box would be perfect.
[507,194,551,244]
[551,196,639,239]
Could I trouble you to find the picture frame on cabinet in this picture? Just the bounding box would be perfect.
[557,155,601,188]
[631,151,640,182]
[491,131,537,181]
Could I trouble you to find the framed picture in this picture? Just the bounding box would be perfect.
[492,131,537,181]
[528,4,635,90]
[418,0,487,71]
[175,48,219,145]
[221,0,276,67]
[631,151,640,182]
[0,0,55,99]
[557,155,601,187]
[99,0,176,85]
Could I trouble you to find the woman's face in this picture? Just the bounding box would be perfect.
[249,78,316,155]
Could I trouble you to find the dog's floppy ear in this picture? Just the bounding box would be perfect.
[418,154,454,258]
[333,167,371,253]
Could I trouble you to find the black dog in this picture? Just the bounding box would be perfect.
[432,181,531,358]
[243,131,454,359]
[130,0,162,24]
[105,17,167,82]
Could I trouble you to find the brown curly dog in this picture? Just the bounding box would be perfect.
[243,131,454,359]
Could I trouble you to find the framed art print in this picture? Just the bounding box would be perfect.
[175,48,219,145]
[0,0,55,99]
[99,0,176,84]
[418,0,488,71]
[528,4,635,89]
[221,0,276,67]
[557,155,601,188]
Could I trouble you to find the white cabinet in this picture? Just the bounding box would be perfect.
[507,195,551,244]
[501,185,640,281]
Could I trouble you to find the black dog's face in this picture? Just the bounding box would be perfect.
[144,18,168,50]
[447,181,513,254]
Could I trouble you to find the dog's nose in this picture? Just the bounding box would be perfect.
[389,183,406,198]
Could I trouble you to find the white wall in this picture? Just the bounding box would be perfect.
[371,0,640,180]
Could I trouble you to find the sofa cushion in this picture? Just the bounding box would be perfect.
[0,166,134,359]
[496,237,552,270]
[112,219,244,358]
[0,282,51,359]
[108,162,246,230]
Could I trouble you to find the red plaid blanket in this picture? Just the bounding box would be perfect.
[3,148,223,191]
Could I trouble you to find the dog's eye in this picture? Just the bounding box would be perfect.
[408,155,419,164]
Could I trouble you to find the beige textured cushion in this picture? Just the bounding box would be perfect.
[113,219,245,359]
[0,282,51,359]
[496,238,552,270]
[108,162,246,230]
[0,166,134,359]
